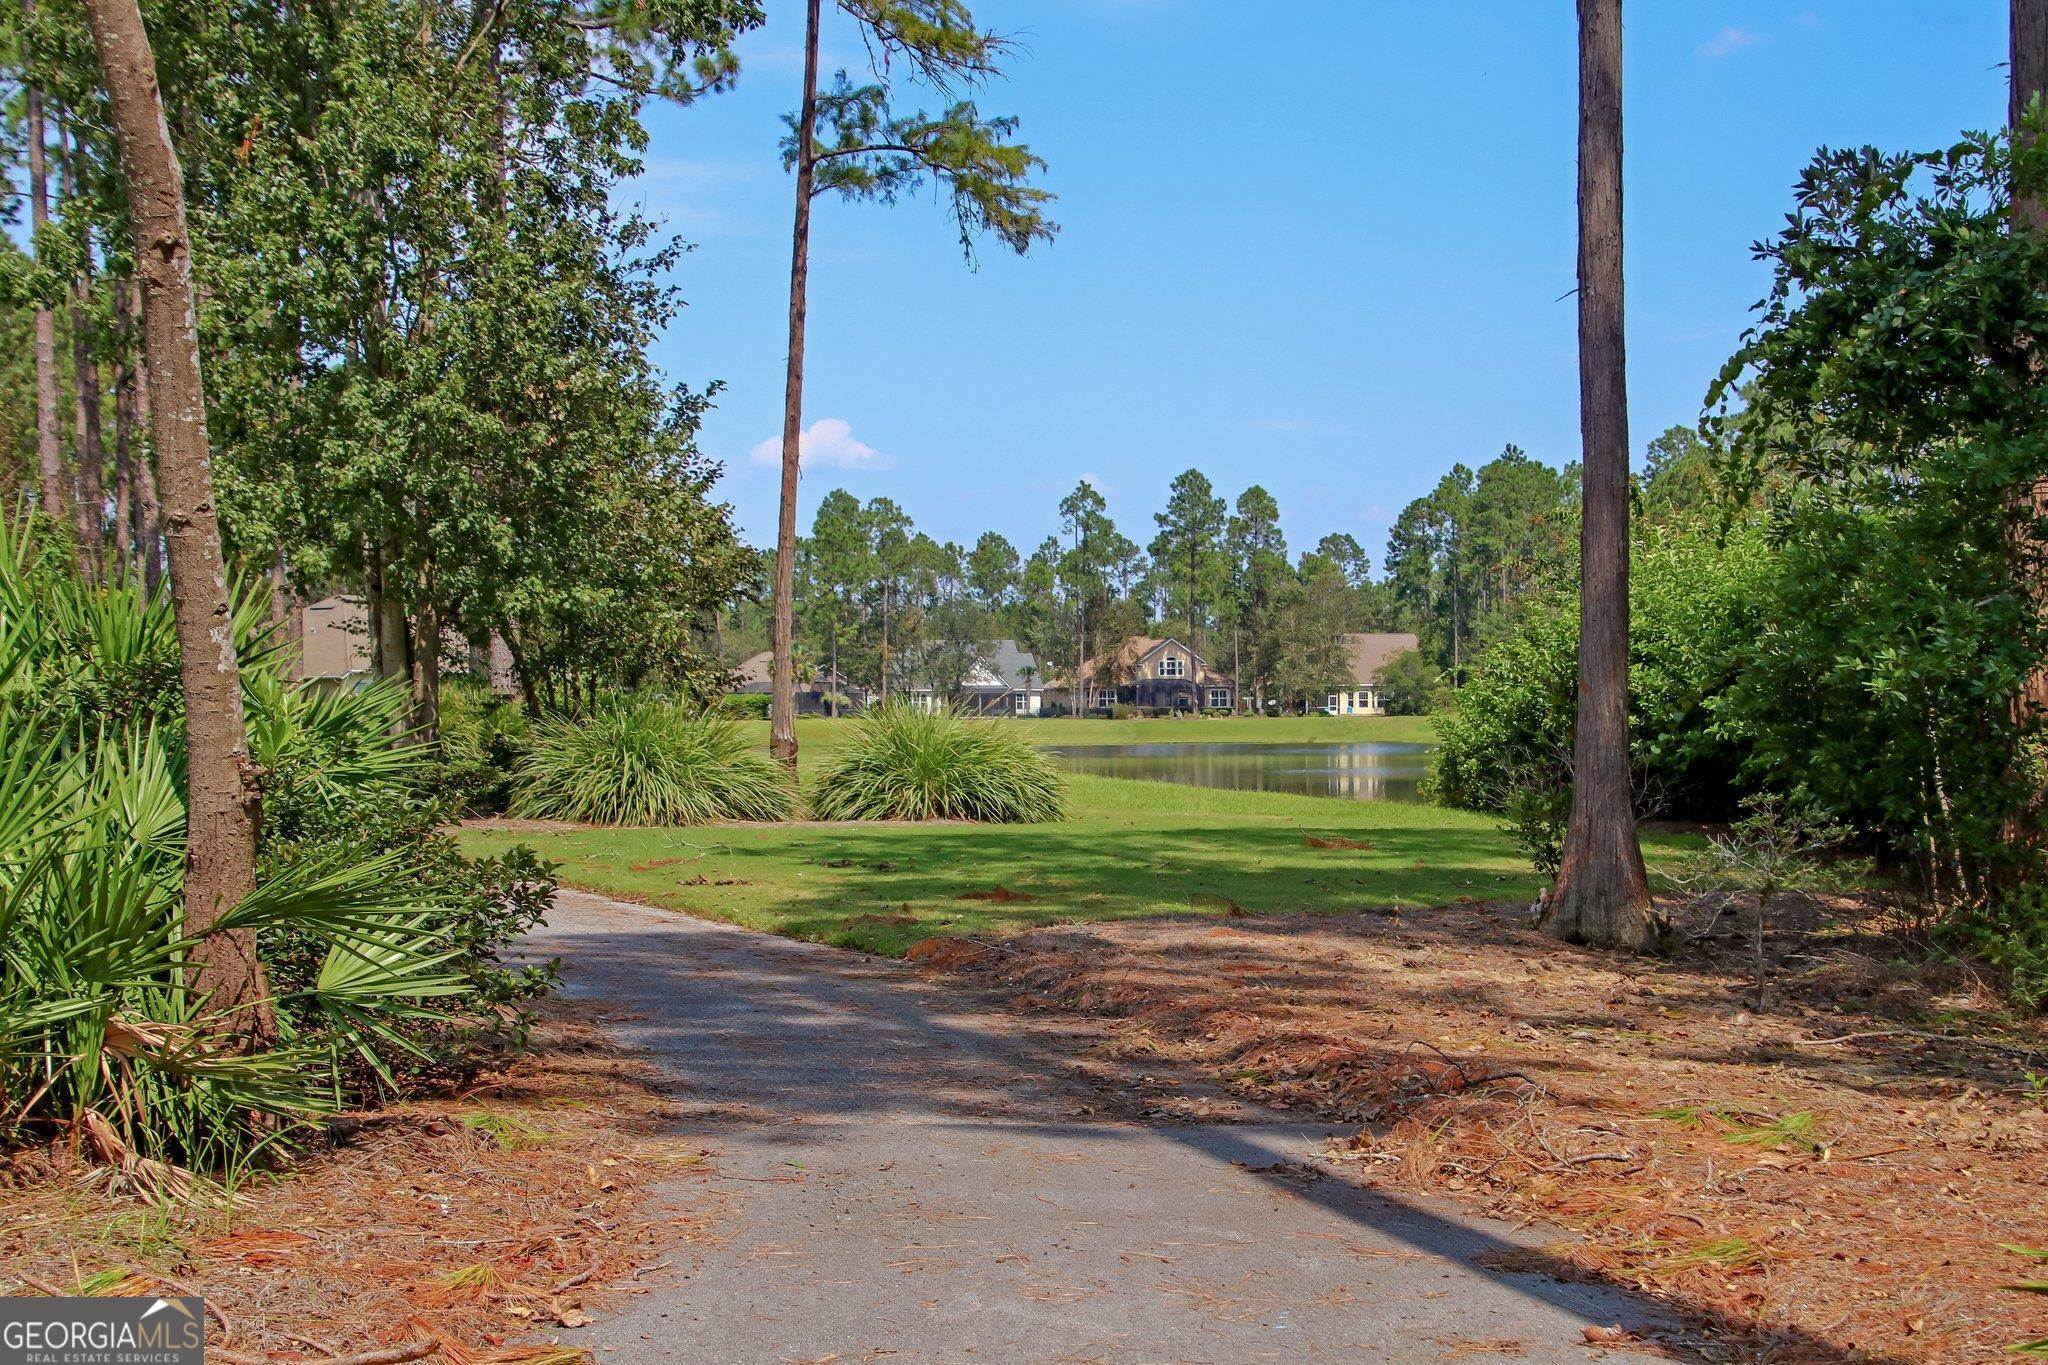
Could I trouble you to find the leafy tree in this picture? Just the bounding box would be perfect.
[1545,0,1652,949]
[1707,117,2048,908]
[798,488,874,712]
[1268,551,1352,712]
[966,529,1021,619]
[765,0,1055,769]
[1148,467,1227,653]
[1315,532,1371,585]
[1376,649,1442,716]
[1224,484,1287,709]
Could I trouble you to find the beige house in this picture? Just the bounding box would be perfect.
[296,595,516,694]
[1053,636,1235,714]
[1325,632,1420,715]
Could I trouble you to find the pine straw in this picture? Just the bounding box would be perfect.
[909,896,2048,1363]
[0,1002,723,1362]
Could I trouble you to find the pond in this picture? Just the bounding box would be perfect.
[1046,741,1434,803]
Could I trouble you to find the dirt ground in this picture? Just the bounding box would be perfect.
[0,1003,722,1363]
[908,893,2048,1363]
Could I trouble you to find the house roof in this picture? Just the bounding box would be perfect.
[1069,636,1230,685]
[1339,633,1421,685]
[984,639,1047,691]
[731,651,860,694]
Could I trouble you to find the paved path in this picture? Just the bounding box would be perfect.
[532,891,1676,1364]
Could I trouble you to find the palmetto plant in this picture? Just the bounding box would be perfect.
[0,518,470,1176]
[512,701,794,825]
[808,703,1066,823]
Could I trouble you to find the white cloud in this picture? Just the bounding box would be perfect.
[1697,25,1761,59]
[749,418,891,470]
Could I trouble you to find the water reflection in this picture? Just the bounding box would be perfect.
[1046,741,1432,803]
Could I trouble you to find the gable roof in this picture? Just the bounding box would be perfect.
[1339,633,1421,685]
[1069,636,1229,685]
[984,639,1047,691]
[731,651,859,693]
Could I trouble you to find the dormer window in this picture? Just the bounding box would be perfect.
[1160,653,1186,678]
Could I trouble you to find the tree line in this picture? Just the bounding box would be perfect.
[729,458,1595,713]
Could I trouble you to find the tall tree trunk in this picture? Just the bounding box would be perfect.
[501,617,542,715]
[1541,0,1653,951]
[411,594,441,743]
[2012,0,2048,738]
[130,278,163,591]
[112,278,136,572]
[410,539,440,742]
[63,112,104,575]
[25,2,65,534]
[266,550,300,680]
[768,0,822,773]
[81,0,275,1038]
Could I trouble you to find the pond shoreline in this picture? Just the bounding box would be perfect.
[1045,739,1434,804]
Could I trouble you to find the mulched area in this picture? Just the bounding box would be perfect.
[908,894,2048,1363]
[1,1002,723,1363]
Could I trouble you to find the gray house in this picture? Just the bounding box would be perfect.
[731,651,868,715]
[906,639,1052,716]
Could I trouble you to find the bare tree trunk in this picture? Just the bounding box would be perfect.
[112,279,136,572]
[25,2,66,534]
[130,279,163,591]
[769,0,822,774]
[879,579,891,703]
[266,550,301,679]
[63,113,104,575]
[81,0,275,1039]
[411,599,441,742]
[1541,0,1652,951]
[2017,0,2048,232]
[501,617,542,715]
[2012,0,2048,757]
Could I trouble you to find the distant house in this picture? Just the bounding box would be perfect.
[1324,632,1421,715]
[905,639,1052,716]
[297,595,516,695]
[731,651,867,715]
[1051,636,1235,714]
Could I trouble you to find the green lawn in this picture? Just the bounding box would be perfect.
[459,758,1692,957]
[771,712,1438,749]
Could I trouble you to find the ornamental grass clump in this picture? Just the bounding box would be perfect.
[511,702,792,825]
[808,704,1066,823]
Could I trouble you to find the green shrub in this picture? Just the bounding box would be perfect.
[718,691,771,719]
[1433,521,1769,820]
[511,701,792,824]
[0,517,554,1173]
[431,678,529,814]
[1377,649,1443,716]
[809,704,1066,822]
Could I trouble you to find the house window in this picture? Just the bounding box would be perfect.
[1091,688,1116,708]
[1206,687,1231,709]
[1013,692,1028,714]
[1159,653,1186,678]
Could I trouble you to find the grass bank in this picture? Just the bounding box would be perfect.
[461,768,1692,956]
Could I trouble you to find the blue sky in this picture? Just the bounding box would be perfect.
[631,1,2008,566]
